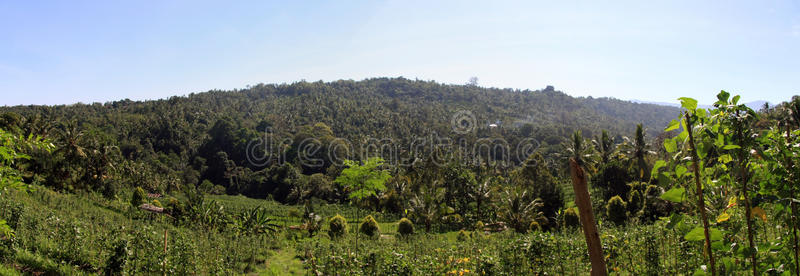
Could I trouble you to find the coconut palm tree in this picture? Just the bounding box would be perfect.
[468,176,494,221]
[594,130,615,164]
[497,188,545,233]
[560,131,598,175]
[408,181,448,232]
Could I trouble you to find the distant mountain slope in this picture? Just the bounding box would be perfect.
[0,77,684,200]
[2,78,680,152]
[630,99,770,111]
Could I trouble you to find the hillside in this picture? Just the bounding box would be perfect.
[2,81,800,275]
[1,77,679,148]
[0,78,679,200]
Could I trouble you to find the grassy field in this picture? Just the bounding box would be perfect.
[0,186,791,275]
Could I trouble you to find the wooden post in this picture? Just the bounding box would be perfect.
[569,158,607,276]
[163,229,168,276]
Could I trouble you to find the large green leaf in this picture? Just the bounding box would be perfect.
[665,119,680,132]
[677,128,688,143]
[684,226,722,241]
[651,160,667,178]
[679,97,698,111]
[717,154,732,164]
[722,144,741,150]
[717,90,730,102]
[675,165,688,177]
[664,138,677,153]
[661,187,686,203]
[666,213,684,229]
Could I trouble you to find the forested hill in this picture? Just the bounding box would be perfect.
[2,77,678,144]
[0,77,679,200]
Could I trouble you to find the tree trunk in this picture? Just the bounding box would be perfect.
[685,112,717,276]
[569,158,607,276]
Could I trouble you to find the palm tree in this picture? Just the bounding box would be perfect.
[497,188,544,233]
[561,131,597,175]
[468,176,494,221]
[632,124,653,180]
[236,206,280,235]
[617,124,655,181]
[53,121,87,189]
[594,130,615,163]
[408,181,448,232]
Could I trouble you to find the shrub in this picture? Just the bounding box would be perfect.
[164,197,185,219]
[644,185,662,198]
[474,220,485,232]
[642,185,671,222]
[210,185,226,195]
[397,218,414,236]
[562,207,580,228]
[359,215,380,237]
[606,196,628,225]
[131,187,146,207]
[627,190,643,215]
[105,238,129,275]
[457,229,470,241]
[328,215,347,239]
[528,221,541,232]
[151,199,163,208]
[198,180,214,194]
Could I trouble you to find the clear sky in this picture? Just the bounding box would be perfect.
[1,0,798,106]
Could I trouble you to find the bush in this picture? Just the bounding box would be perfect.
[457,229,470,241]
[606,196,628,225]
[328,215,347,239]
[397,218,414,236]
[627,190,643,215]
[210,185,226,195]
[645,185,662,198]
[642,185,671,222]
[474,220,485,232]
[105,238,129,275]
[131,187,146,207]
[562,207,580,228]
[198,180,214,194]
[528,221,541,232]
[359,215,380,237]
[151,199,163,208]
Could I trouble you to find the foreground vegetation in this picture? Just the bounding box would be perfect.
[1,83,799,274]
[0,185,738,275]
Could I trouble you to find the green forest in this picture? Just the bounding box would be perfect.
[1,78,799,275]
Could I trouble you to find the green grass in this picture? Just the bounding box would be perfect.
[258,247,304,276]
[0,263,23,276]
[2,186,793,275]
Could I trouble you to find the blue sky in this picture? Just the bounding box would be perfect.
[1,0,798,106]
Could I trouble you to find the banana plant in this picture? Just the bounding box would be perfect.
[235,206,279,235]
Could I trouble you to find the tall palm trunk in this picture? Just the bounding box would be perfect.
[569,158,607,276]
